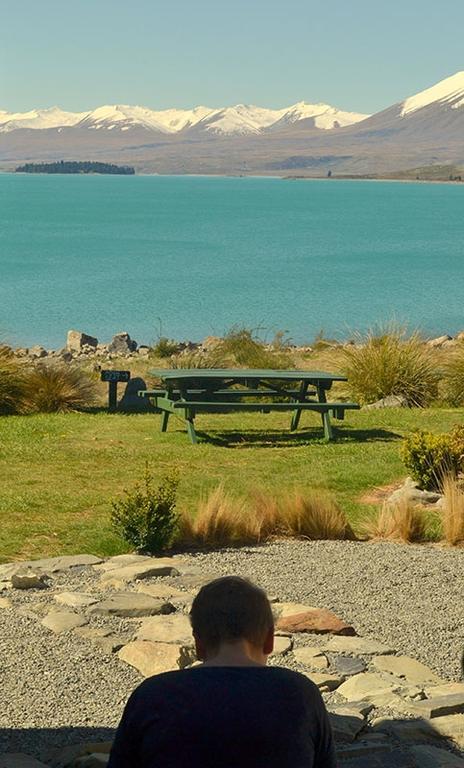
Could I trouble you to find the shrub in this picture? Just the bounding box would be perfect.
[343,326,439,406]
[153,337,180,358]
[23,362,98,413]
[441,476,464,545]
[401,428,464,491]
[364,499,429,543]
[442,346,464,405]
[0,345,26,414]
[111,466,180,553]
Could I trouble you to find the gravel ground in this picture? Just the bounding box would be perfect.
[1,540,463,759]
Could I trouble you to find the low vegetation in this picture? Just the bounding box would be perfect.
[441,477,464,545]
[0,345,26,415]
[23,363,98,413]
[343,326,439,406]
[111,466,180,553]
[401,426,464,491]
[363,499,430,543]
[442,346,464,406]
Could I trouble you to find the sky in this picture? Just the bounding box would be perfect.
[1,0,464,114]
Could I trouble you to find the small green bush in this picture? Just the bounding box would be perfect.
[0,345,27,414]
[153,337,180,358]
[343,326,439,406]
[111,466,180,553]
[401,427,464,491]
[23,362,98,413]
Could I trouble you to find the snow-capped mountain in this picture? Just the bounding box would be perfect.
[0,107,87,132]
[0,100,369,135]
[400,71,464,116]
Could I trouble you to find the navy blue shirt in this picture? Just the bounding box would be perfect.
[109,666,337,768]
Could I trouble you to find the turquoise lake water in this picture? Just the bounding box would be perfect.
[1,173,463,348]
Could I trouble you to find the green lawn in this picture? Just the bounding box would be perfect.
[1,407,463,563]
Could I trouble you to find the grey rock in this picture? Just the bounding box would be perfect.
[334,655,366,676]
[270,635,293,656]
[321,636,395,656]
[0,755,51,767]
[337,672,398,702]
[293,646,329,669]
[371,654,441,685]
[427,334,453,348]
[387,477,442,506]
[328,709,365,742]
[54,592,99,608]
[118,640,195,677]
[408,693,464,719]
[410,745,464,767]
[0,554,103,581]
[11,572,49,590]
[28,345,48,359]
[99,558,182,586]
[67,330,98,352]
[364,394,409,409]
[88,593,176,618]
[108,332,137,355]
[41,610,88,634]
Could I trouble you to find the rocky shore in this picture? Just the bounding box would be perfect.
[11,328,464,364]
[1,541,463,766]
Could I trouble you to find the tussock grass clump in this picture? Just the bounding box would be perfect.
[281,490,356,540]
[178,486,354,548]
[23,362,98,413]
[441,477,464,545]
[364,499,429,543]
[0,345,26,414]
[442,346,464,406]
[170,327,294,370]
[343,326,439,406]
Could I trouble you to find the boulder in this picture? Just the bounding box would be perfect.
[276,608,355,636]
[28,345,48,359]
[93,554,152,572]
[67,330,98,352]
[108,332,137,355]
[118,640,195,677]
[371,655,441,685]
[11,572,49,590]
[41,610,88,633]
[427,334,453,348]
[88,593,176,618]
[364,394,409,410]
[137,614,193,646]
[321,636,395,655]
[408,693,464,719]
[138,346,150,356]
[387,477,442,506]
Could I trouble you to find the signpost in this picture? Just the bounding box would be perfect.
[100,370,131,412]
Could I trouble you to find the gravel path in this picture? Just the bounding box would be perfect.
[1,540,463,759]
[188,540,464,681]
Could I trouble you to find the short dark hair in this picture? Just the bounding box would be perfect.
[190,576,274,653]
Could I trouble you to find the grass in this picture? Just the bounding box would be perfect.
[1,405,464,562]
[441,477,464,545]
[363,499,431,543]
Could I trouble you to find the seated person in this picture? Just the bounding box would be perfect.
[108,575,337,768]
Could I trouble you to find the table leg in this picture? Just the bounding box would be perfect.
[185,411,198,444]
[290,381,309,431]
[161,411,170,432]
[317,385,334,441]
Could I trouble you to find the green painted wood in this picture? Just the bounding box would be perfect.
[170,401,359,412]
[149,368,347,382]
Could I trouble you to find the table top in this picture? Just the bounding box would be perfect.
[149,368,347,382]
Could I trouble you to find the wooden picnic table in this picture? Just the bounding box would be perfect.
[141,369,359,444]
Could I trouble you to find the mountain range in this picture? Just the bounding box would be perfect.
[2,72,464,175]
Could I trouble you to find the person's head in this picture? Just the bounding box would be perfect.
[190,576,274,663]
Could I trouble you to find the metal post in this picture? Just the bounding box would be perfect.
[108,381,118,412]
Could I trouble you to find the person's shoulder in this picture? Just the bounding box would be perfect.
[265,667,324,699]
[128,668,196,704]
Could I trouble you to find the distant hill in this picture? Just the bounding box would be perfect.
[2,72,464,176]
[15,160,135,175]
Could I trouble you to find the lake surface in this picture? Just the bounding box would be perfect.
[1,174,463,348]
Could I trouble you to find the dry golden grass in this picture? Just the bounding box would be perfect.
[178,485,354,547]
[0,345,27,414]
[281,490,356,540]
[441,477,464,545]
[364,498,429,543]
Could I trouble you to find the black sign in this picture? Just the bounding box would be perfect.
[100,370,131,383]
